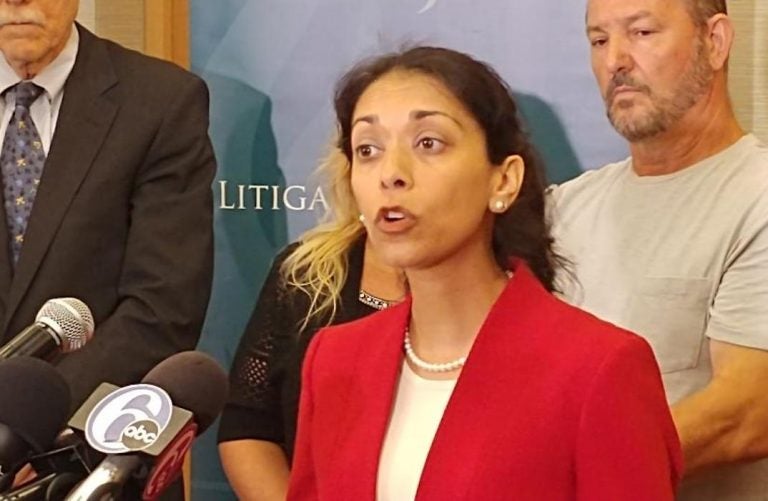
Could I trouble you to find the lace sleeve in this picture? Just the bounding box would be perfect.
[218,244,299,443]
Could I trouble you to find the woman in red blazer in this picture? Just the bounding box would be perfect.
[288,46,682,500]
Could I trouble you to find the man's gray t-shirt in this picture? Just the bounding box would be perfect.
[550,134,768,500]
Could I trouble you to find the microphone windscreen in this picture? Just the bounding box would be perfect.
[36,297,94,353]
[0,357,71,451]
[141,351,228,434]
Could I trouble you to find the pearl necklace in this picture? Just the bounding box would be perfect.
[403,329,466,373]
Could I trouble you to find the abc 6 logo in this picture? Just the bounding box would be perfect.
[85,384,173,454]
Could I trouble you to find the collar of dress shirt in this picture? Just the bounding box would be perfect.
[0,23,80,101]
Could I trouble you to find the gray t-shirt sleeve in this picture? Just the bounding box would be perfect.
[707,195,768,350]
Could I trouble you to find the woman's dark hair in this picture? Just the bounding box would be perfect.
[334,46,562,291]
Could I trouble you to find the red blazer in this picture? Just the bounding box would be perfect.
[288,264,682,500]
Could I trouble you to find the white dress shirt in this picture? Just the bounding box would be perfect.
[0,25,79,154]
[376,361,457,501]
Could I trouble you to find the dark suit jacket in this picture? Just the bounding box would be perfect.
[288,263,683,500]
[0,25,215,408]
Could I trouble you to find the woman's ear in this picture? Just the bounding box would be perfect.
[489,155,524,213]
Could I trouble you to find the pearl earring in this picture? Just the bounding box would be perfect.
[494,200,506,211]
[359,213,366,223]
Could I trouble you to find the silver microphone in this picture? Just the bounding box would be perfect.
[0,298,95,360]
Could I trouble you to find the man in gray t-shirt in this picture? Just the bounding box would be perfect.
[550,0,768,499]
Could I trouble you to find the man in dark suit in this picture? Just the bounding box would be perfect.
[0,0,215,409]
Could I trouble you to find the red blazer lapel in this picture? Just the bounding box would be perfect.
[317,298,410,499]
[416,265,559,499]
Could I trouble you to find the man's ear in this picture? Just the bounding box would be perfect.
[706,13,734,71]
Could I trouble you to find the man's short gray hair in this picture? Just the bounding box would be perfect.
[686,0,728,25]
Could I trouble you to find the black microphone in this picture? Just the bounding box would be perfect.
[0,299,94,361]
[64,351,228,501]
[0,471,84,501]
[0,358,71,493]
[0,430,104,501]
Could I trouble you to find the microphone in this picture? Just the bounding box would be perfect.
[0,429,105,501]
[65,351,228,500]
[0,299,94,361]
[0,358,71,493]
[0,471,84,501]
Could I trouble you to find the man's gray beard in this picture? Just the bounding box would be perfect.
[607,38,714,142]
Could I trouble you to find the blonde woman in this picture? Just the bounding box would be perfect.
[217,147,405,500]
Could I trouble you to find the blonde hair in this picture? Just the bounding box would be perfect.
[280,140,365,330]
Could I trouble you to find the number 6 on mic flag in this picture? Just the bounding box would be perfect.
[82,384,173,454]
[70,383,193,457]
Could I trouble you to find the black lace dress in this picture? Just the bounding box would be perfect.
[217,239,376,459]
